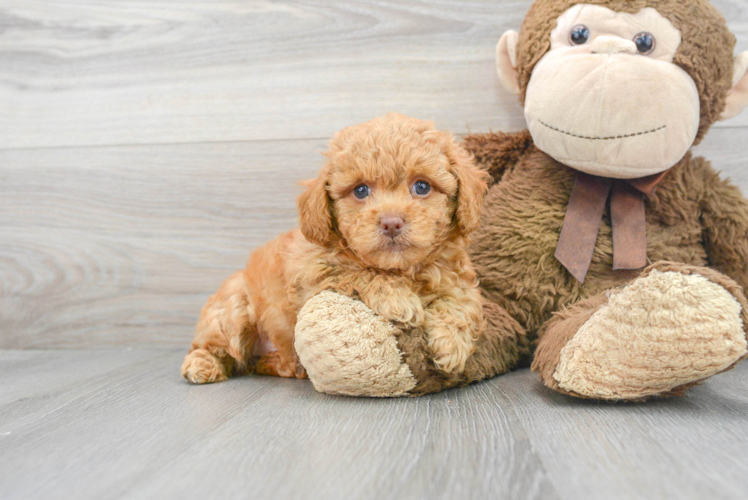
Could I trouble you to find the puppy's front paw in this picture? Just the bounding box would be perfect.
[427,325,475,373]
[364,290,425,327]
[181,349,228,384]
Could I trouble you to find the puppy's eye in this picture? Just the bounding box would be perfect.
[569,25,590,45]
[353,184,371,199]
[412,181,431,196]
[633,32,655,55]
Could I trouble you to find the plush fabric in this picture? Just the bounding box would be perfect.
[551,267,746,399]
[458,0,748,401]
[464,131,748,399]
[396,299,530,396]
[514,0,736,145]
[294,291,417,397]
[524,5,700,178]
[723,51,748,120]
[466,132,747,330]
[294,291,530,397]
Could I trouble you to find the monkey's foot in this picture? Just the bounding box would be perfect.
[294,291,417,397]
[534,264,748,400]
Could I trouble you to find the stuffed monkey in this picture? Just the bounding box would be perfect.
[464,0,748,400]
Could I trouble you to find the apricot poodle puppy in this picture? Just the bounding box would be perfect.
[181,113,491,384]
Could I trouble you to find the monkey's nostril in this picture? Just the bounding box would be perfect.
[380,216,405,238]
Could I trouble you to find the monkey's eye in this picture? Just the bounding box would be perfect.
[411,180,431,196]
[353,184,371,199]
[633,32,656,55]
[569,25,590,45]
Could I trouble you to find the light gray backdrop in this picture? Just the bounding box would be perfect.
[1,0,746,348]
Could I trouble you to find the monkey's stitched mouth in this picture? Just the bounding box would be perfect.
[538,120,666,141]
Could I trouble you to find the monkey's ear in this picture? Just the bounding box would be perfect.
[720,51,748,120]
[297,173,335,246]
[446,139,491,236]
[496,30,520,95]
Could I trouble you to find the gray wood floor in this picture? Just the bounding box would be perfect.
[1,349,747,500]
[2,1,748,499]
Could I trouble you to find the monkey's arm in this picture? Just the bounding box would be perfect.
[699,159,748,290]
[462,129,534,181]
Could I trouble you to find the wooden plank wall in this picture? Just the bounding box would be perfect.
[2,0,747,348]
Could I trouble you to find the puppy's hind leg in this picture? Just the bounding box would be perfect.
[181,271,258,384]
[254,304,307,379]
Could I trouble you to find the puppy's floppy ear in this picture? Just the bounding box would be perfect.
[446,137,491,235]
[297,170,335,246]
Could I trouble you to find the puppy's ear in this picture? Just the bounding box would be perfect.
[297,171,335,246]
[446,138,491,235]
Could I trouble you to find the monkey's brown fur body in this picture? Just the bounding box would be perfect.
[465,130,748,397]
[451,0,748,399]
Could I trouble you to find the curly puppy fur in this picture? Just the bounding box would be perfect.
[181,114,491,384]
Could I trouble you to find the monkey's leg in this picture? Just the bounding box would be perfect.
[533,262,748,400]
[181,271,257,384]
[390,297,529,395]
[294,291,529,396]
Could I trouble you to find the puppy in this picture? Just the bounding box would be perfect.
[181,113,491,384]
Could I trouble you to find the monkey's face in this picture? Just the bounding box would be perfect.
[523,5,700,179]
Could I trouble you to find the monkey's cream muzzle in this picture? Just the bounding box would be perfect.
[523,5,699,179]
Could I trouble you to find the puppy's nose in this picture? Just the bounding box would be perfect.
[380,216,404,238]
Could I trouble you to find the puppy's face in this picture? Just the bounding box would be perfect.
[298,114,490,271]
[329,144,456,270]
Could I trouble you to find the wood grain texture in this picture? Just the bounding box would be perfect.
[2,0,748,349]
[0,139,326,348]
[0,349,171,427]
[1,349,746,500]
[2,128,747,348]
[1,0,747,150]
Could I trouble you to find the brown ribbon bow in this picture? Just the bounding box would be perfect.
[554,170,669,283]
